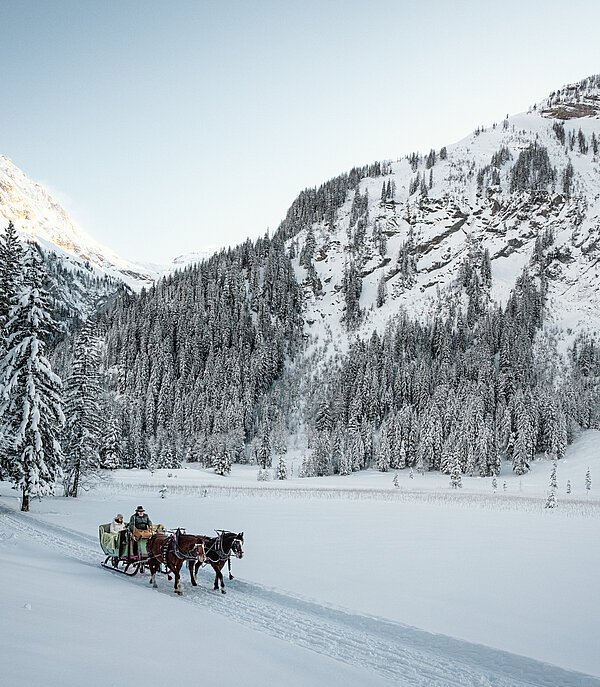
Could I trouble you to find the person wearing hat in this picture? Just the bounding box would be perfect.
[128,506,152,537]
[109,514,126,557]
[109,513,126,534]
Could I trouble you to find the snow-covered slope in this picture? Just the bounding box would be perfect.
[289,74,600,351]
[0,154,155,290]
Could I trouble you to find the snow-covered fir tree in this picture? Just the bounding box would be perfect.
[62,320,102,497]
[545,461,558,508]
[450,456,462,489]
[0,222,24,354]
[0,246,64,511]
[213,440,232,476]
[99,404,122,469]
[276,454,287,480]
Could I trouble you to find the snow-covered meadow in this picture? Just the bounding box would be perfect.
[1,431,599,686]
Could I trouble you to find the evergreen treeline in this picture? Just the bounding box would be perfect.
[277,161,388,241]
[101,234,303,473]
[298,263,599,478]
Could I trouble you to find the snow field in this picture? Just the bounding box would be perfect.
[0,513,390,687]
[1,431,598,684]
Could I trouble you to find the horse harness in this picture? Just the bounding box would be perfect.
[199,531,243,580]
[146,530,203,574]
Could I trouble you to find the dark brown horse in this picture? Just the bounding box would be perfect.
[189,531,244,594]
[147,529,206,595]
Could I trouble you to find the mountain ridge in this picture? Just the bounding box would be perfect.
[280,74,600,359]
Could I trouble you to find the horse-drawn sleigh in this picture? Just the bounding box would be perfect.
[99,523,244,595]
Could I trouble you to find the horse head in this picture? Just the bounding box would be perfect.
[193,536,206,563]
[231,532,244,559]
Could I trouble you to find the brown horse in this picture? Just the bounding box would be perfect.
[147,529,206,595]
[188,531,244,594]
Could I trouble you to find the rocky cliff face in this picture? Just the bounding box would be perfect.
[284,75,600,352]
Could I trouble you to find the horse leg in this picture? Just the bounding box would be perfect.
[212,563,219,591]
[188,560,197,587]
[217,563,226,594]
[173,560,183,595]
[149,560,158,589]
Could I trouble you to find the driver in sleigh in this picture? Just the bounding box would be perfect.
[128,505,153,541]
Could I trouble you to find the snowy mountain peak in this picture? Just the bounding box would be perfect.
[0,154,155,290]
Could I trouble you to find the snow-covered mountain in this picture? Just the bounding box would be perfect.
[0,154,156,291]
[140,248,223,280]
[285,74,600,352]
[0,154,223,327]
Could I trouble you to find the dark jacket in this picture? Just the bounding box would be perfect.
[129,513,152,532]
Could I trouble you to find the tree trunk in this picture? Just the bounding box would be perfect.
[21,490,29,512]
[70,464,80,498]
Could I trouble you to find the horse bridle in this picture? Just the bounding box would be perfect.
[203,532,243,563]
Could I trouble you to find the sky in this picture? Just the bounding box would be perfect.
[1,0,599,265]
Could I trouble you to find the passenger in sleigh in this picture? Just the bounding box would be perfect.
[110,514,126,555]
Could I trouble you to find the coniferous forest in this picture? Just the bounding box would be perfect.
[1,169,599,513]
[2,75,600,510]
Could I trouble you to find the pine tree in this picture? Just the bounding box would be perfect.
[0,222,24,353]
[545,489,557,509]
[99,405,122,469]
[376,273,387,308]
[311,432,331,476]
[0,247,64,511]
[276,454,287,480]
[550,460,558,491]
[214,440,232,476]
[63,321,102,496]
[450,456,462,489]
[586,468,592,495]
[258,426,272,469]
[545,461,558,508]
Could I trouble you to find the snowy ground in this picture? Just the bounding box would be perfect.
[1,431,599,686]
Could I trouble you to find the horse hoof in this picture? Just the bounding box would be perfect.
[221,589,227,595]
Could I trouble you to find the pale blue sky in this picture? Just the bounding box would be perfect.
[1,1,599,263]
